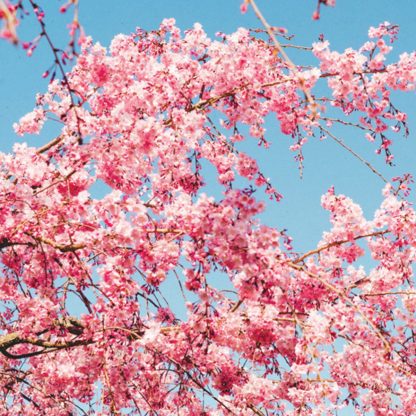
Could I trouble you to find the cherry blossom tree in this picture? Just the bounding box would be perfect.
[1,0,416,414]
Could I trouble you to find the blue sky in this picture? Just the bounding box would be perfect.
[1,0,416,253]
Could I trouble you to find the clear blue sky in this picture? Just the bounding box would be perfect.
[1,0,416,251]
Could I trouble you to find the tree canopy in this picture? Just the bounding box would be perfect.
[0,1,416,415]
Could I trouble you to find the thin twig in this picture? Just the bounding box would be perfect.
[320,116,376,133]
[361,291,416,297]
[320,126,388,184]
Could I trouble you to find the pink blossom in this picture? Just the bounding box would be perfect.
[0,5,416,415]
[13,108,46,135]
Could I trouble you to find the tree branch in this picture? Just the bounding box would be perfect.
[320,126,388,184]
[293,230,389,264]
[248,0,317,116]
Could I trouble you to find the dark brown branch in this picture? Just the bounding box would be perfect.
[0,317,88,359]
[0,332,92,360]
[0,238,34,251]
[0,318,176,360]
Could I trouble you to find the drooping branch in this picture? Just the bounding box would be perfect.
[320,126,389,184]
